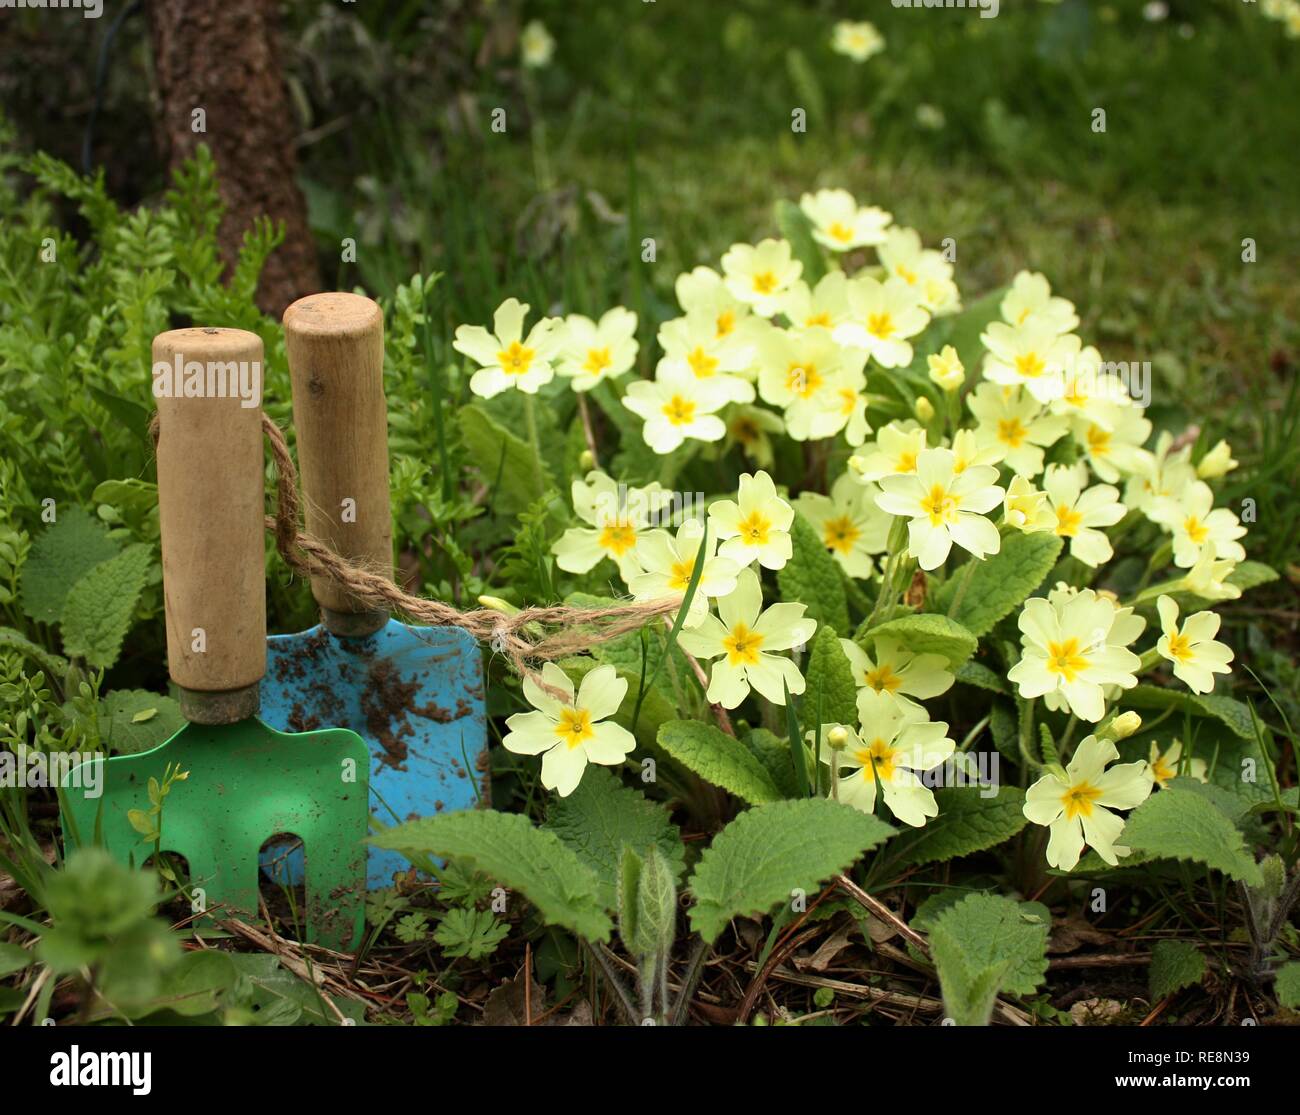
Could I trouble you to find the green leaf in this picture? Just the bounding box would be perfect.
[432,907,510,959]
[625,845,678,959]
[742,728,800,798]
[59,544,152,668]
[928,893,1048,1024]
[369,810,613,942]
[802,627,859,728]
[543,765,685,910]
[774,199,825,285]
[100,689,185,755]
[1225,561,1279,593]
[941,285,1010,377]
[657,719,783,804]
[883,786,1028,870]
[687,799,894,943]
[1120,685,1255,741]
[458,403,552,517]
[930,532,1062,637]
[19,506,121,624]
[0,942,33,978]
[226,953,364,1025]
[953,659,1008,695]
[778,513,849,635]
[858,612,977,669]
[1149,939,1206,1001]
[1120,787,1263,885]
[1276,962,1300,1010]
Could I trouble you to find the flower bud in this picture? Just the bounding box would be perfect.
[1111,711,1142,739]
[579,449,595,471]
[914,396,936,423]
[477,595,519,616]
[1196,439,1237,479]
[926,344,965,392]
[826,725,850,751]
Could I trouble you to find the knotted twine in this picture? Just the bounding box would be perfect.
[150,414,682,695]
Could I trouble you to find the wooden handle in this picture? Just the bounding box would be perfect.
[283,292,392,634]
[154,327,267,722]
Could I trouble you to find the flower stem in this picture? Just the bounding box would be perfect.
[946,557,979,619]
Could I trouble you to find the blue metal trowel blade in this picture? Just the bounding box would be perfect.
[260,619,487,888]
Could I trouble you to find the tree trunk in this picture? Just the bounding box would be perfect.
[146,0,321,318]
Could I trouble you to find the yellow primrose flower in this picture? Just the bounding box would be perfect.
[833,275,930,368]
[1042,462,1125,567]
[676,568,816,708]
[453,297,562,398]
[875,446,1004,571]
[967,383,1067,477]
[709,470,795,570]
[829,690,955,827]
[1147,480,1247,569]
[999,271,1080,335]
[502,664,635,797]
[1196,439,1238,479]
[628,519,740,627]
[1003,475,1056,533]
[724,405,785,468]
[520,20,556,69]
[1123,431,1198,517]
[1156,595,1234,694]
[1071,404,1152,484]
[754,325,866,441]
[721,238,803,318]
[849,421,928,482]
[1023,734,1153,870]
[841,634,954,710]
[556,307,639,391]
[779,271,854,330]
[875,227,959,316]
[927,345,965,392]
[830,20,885,62]
[798,189,892,252]
[552,470,668,576]
[979,321,1081,404]
[675,266,752,339]
[1182,548,1242,602]
[623,364,732,454]
[795,471,891,578]
[1148,739,1208,788]
[656,311,757,404]
[1008,587,1143,722]
[1050,345,1133,428]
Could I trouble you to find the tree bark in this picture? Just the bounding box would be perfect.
[146,0,321,318]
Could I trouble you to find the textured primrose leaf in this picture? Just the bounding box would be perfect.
[687,799,894,943]
[59,544,152,668]
[1149,939,1206,1001]
[1275,962,1300,1010]
[883,786,1028,870]
[544,766,685,911]
[656,719,783,805]
[741,728,800,798]
[19,506,122,624]
[930,532,1062,638]
[458,403,552,516]
[857,611,977,668]
[369,810,613,942]
[99,689,185,755]
[1120,684,1255,742]
[1120,786,1263,885]
[953,659,1009,694]
[802,626,859,728]
[778,513,849,635]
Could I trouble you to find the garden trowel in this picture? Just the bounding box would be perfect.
[258,292,487,891]
[62,327,370,951]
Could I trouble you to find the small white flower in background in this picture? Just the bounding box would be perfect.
[915,103,946,130]
[795,471,892,578]
[829,690,955,827]
[850,421,928,482]
[754,325,866,441]
[980,320,1080,403]
[927,345,965,392]
[779,271,854,330]
[830,20,885,62]
[876,227,961,316]
[1196,439,1238,479]
[622,364,731,454]
[876,446,1004,571]
[676,568,816,708]
[1002,474,1056,533]
[556,307,638,391]
[520,20,556,68]
[721,239,803,317]
[551,471,667,577]
[1000,271,1080,335]
[1072,405,1152,483]
[1142,2,1169,22]
[833,276,931,368]
[725,405,785,469]
[1148,479,1247,569]
[1148,739,1207,789]
[453,298,562,398]
[656,312,756,404]
[1156,595,1234,694]
[1041,462,1126,567]
[628,519,740,627]
[841,635,954,711]
[1023,734,1153,870]
[799,188,892,252]
[709,470,795,571]
[502,664,634,797]
[1007,587,1143,722]
[966,383,1067,477]
[1182,548,1242,602]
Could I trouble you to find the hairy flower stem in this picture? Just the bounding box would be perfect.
[576,392,600,468]
[522,391,541,466]
[946,557,979,619]
[866,518,910,628]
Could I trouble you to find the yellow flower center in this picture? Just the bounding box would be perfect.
[895,450,917,473]
[1150,756,1176,787]
[737,511,772,546]
[583,346,613,376]
[864,664,902,693]
[597,520,637,557]
[1045,638,1090,683]
[866,311,895,339]
[752,270,778,295]
[855,738,898,782]
[723,622,765,666]
[498,340,536,376]
[823,515,861,555]
[663,395,697,426]
[785,362,823,398]
[1014,352,1046,378]
[1183,515,1209,545]
[1165,628,1194,662]
[1016,306,1032,325]
[555,707,594,750]
[715,309,736,337]
[895,263,917,285]
[920,483,958,527]
[1086,425,1111,456]
[838,388,858,415]
[687,346,719,378]
[668,558,697,592]
[805,311,833,328]
[1054,504,1083,537]
[829,221,855,243]
[997,417,1028,448]
[1061,780,1103,820]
